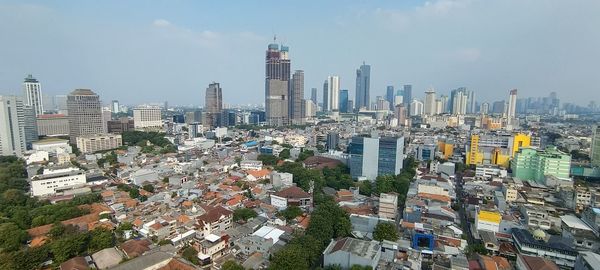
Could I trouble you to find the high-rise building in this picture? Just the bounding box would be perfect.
[386,86,395,110]
[205,82,223,127]
[424,89,437,115]
[289,70,304,123]
[355,63,371,111]
[0,96,26,156]
[480,102,490,114]
[102,108,111,133]
[348,136,404,180]
[23,105,38,149]
[22,74,44,116]
[327,132,339,151]
[310,87,318,107]
[395,104,407,126]
[467,90,476,114]
[403,85,412,108]
[322,80,329,112]
[133,106,162,131]
[592,126,600,167]
[37,114,70,136]
[265,41,291,126]
[339,89,349,113]
[410,99,424,116]
[512,146,571,183]
[67,89,104,142]
[466,133,531,168]
[327,76,340,111]
[111,100,119,113]
[508,89,518,119]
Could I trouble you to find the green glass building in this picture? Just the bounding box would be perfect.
[511,146,571,183]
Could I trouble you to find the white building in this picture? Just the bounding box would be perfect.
[32,138,72,155]
[76,134,122,153]
[379,193,398,221]
[30,167,87,196]
[23,74,44,116]
[271,171,293,189]
[0,96,26,157]
[424,89,437,115]
[327,76,340,111]
[410,99,424,116]
[133,106,162,131]
[240,160,263,170]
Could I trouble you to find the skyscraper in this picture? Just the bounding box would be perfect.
[467,90,476,114]
[133,106,162,131]
[23,74,44,116]
[111,100,120,113]
[322,80,329,112]
[339,89,349,113]
[424,89,437,115]
[0,96,26,156]
[403,85,412,106]
[386,86,395,110]
[348,136,404,180]
[451,89,468,115]
[355,62,371,110]
[507,89,518,119]
[265,41,291,126]
[310,87,318,107]
[23,105,38,149]
[327,76,340,111]
[410,99,424,116]
[592,126,600,167]
[289,70,304,124]
[205,82,223,128]
[67,89,104,142]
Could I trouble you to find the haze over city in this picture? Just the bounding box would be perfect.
[1,0,599,106]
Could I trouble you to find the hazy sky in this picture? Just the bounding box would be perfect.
[1,0,599,107]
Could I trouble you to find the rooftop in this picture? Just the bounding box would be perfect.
[560,215,592,231]
[324,237,381,260]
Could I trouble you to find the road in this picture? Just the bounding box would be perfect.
[455,172,475,244]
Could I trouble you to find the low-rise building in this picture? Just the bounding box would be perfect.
[197,234,229,265]
[379,193,398,221]
[475,208,501,233]
[323,237,382,270]
[195,206,233,238]
[31,138,72,155]
[512,228,578,269]
[240,160,263,170]
[76,133,122,153]
[30,167,86,196]
[270,186,312,210]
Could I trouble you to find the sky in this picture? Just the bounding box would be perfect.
[0,0,599,107]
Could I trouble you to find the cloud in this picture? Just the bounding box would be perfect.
[152,19,171,27]
[417,0,470,16]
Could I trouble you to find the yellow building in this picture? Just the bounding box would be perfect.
[466,133,531,168]
[437,140,454,160]
[476,209,502,232]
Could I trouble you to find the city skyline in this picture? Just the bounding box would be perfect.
[1,1,599,106]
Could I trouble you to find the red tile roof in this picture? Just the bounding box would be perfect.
[274,186,311,199]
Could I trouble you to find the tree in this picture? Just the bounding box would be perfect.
[297,149,314,162]
[279,148,291,159]
[233,208,257,222]
[350,265,373,270]
[182,246,200,265]
[269,243,309,270]
[88,227,114,253]
[129,188,140,199]
[0,222,28,252]
[373,222,398,242]
[280,206,303,221]
[142,184,155,193]
[51,232,89,263]
[258,154,280,166]
[222,260,244,270]
[466,243,488,256]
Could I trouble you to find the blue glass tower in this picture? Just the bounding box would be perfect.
[339,89,349,113]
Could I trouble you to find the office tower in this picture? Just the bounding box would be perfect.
[37,114,70,136]
[480,102,490,114]
[435,100,443,115]
[355,62,371,110]
[289,70,304,123]
[102,108,111,133]
[410,99,424,116]
[111,100,119,113]
[507,89,518,119]
[348,136,404,180]
[394,95,403,108]
[592,126,600,167]
[440,95,449,113]
[376,97,390,111]
[386,86,395,110]
[322,80,329,112]
[133,106,162,131]
[339,89,349,113]
[467,90,476,114]
[451,90,469,115]
[23,105,39,149]
[492,101,505,114]
[205,82,223,127]
[395,104,407,126]
[164,101,168,110]
[403,85,412,108]
[67,89,104,142]
[311,87,318,107]
[347,100,354,112]
[326,76,340,111]
[512,146,571,183]
[0,96,26,156]
[424,89,437,115]
[303,99,316,119]
[22,74,44,116]
[107,117,134,134]
[327,132,339,151]
[265,41,290,126]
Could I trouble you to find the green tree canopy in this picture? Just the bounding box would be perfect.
[233,208,257,222]
[373,222,398,242]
